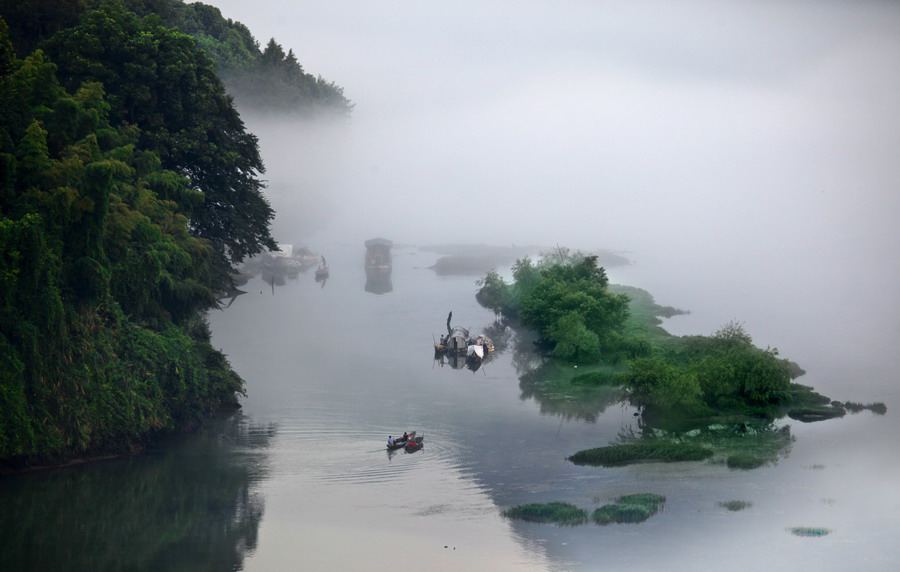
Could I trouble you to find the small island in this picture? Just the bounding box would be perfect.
[475,247,885,470]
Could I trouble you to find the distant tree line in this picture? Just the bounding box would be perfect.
[2,0,353,116]
[0,0,347,467]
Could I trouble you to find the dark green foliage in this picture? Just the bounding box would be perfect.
[725,453,768,470]
[571,371,618,386]
[42,4,276,269]
[788,384,832,406]
[620,321,798,420]
[719,500,752,511]
[0,21,246,465]
[502,502,588,525]
[476,250,630,363]
[841,401,887,415]
[787,406,846,422]
[0,0,87,58]
[568,443,713,466]
[789,527,831,537]
[592,493,665,525]
[111,0,352,115]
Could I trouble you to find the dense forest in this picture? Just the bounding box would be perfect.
[2,0,353,115]
[0,0,349,468]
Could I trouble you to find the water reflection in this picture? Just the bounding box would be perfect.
[0,412,272,572]
[518,361,626,422]
[364,266,392,294]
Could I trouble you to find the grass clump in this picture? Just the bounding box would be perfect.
[592,493,666,525]
[726,453,768,470]
[789,527,832,537]
[502,502,588,526]
[569,443,713,466]
[719,500,753,511]
[842,401,887,415]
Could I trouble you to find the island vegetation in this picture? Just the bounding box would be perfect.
[502,493,667,527]
[475,247,884,469]
[592,493,666,525]
[0,1,347,469]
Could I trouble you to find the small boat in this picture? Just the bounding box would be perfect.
[315,256,329,281]
[404,435,424,452]
[386,431,416,450]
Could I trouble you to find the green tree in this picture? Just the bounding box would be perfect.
[43,5,275,274]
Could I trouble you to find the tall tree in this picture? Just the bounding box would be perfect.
[43,5,275,278]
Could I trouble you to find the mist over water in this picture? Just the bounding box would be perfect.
[218,0,900,391]
[202,1,900,569]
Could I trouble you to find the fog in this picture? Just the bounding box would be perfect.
[214,0,898,254]
[194,3,900,569]
[205,0,899,389]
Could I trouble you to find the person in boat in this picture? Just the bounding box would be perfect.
[387,436,395,446]
[401,432,409,442]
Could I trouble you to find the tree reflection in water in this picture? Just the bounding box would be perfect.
[0,412,273,571]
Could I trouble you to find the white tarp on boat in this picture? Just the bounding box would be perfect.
[468,345,484,359]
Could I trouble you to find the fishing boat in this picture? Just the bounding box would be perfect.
[314,256,329,281]
[386,431,416,450]
[404,435,424,452]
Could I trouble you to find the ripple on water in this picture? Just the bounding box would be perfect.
[267,422,477,486]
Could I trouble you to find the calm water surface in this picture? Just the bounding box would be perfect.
[1,242,898,571]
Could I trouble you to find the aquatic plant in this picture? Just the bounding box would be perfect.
[502,502,588,526]
[842,401,887,415]
[789,527,832,537]
[592,493,666,525]
[568,443,713,466]
[787,406,846,422]
[718,500,753,511]
[571,371,618,386]
[726,453,768,470]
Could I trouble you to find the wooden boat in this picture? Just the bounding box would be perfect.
[404,435,424,452]
[314,256,329,281]
[386,431,416,450]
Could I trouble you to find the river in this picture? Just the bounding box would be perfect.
[2,240,897,571]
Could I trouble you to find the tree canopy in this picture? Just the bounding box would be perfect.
[477,249,631,363]
[41,4,275,274]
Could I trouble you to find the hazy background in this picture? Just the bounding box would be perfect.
[196,3,899,569]
[208,0,899,398]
